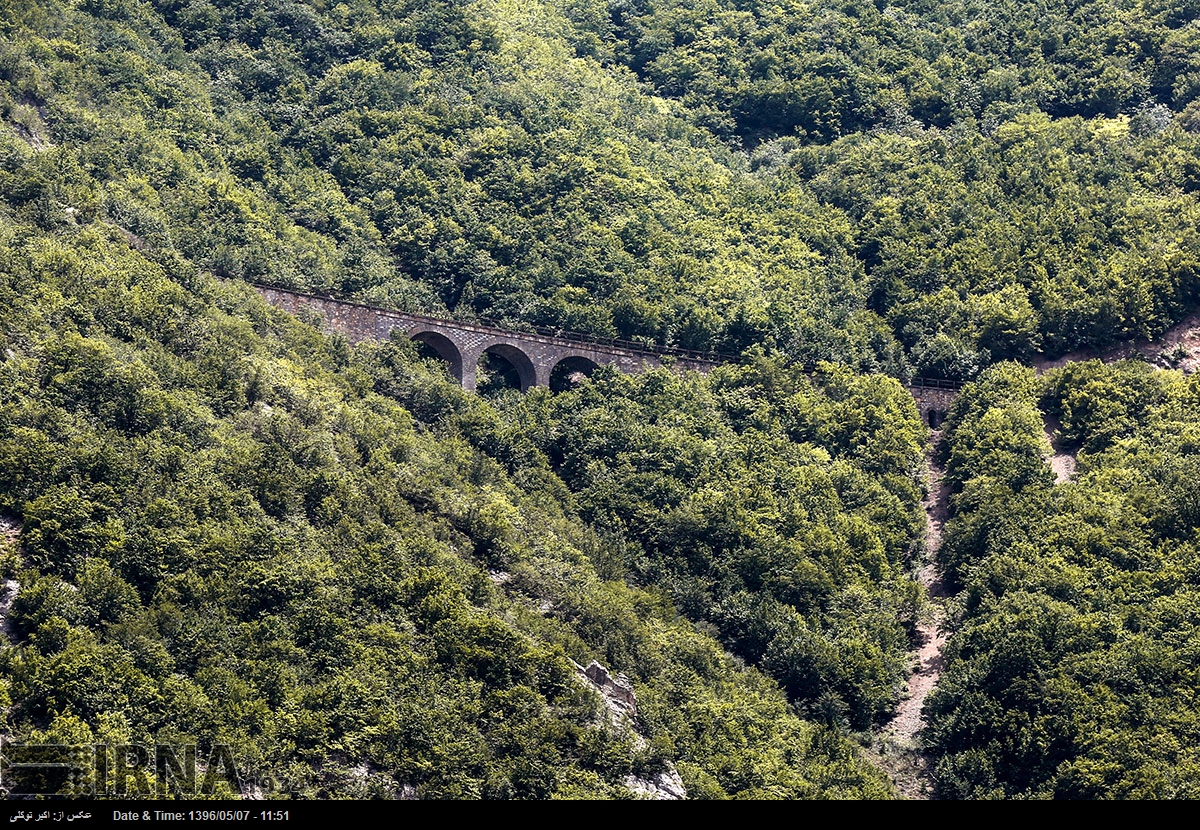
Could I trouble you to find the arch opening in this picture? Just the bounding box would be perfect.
[550,355,601,393]
[411,330,463,384]
[478,343,537,394]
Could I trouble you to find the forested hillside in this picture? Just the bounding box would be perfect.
[6,0,1200,379]
[0,232,920,797]
[568,0,1200,140]
[927,360,1200,797]
[2,0,1199,801]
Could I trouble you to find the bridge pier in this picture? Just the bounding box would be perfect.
[249,286,967,417]
[460,355,478,392]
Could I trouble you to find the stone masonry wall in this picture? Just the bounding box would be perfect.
[253,285,717,391]
[906,385,958,426]
[255,285,964,417]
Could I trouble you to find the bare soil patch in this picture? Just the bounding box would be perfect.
[1032,308,1200,375]
[867,308,1200,796]
[1043,413,1077,484]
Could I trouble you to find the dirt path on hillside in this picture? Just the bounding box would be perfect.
[869,432,950,799]
[871,404,1079,795]
[1032,308,1200,375]
[865,309,1200,796]
[1043,413,1077,484]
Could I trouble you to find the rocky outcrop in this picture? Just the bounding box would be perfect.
[0,513,18,547]
[583,660,637,717]
[624,765,687,801]
[0,515,21,643]
[572,659,687,800]
[0,580,19,642]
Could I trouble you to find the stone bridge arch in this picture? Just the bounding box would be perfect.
[906,381,959,427]
[476,341,539,392]
[410,329,464,386]
[251,284,970,421]
[250,284,724,394]
[548,354,602,392]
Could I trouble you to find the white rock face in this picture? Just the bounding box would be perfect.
[584,660,637,716]
[624,765,687,801]
[0,512,20,642]
[574,659,688,800]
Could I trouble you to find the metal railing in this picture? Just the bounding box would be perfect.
[908,376,964,391]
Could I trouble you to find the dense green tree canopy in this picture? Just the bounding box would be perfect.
[0,229,914,797]
[6,0,1198,381]
[3,0,1200,800]
[927,361,1200,798]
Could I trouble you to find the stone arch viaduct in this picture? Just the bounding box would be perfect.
[253,285,722,392]
[252,284,960,423]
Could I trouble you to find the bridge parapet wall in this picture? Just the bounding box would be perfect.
[257,287,383,343]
